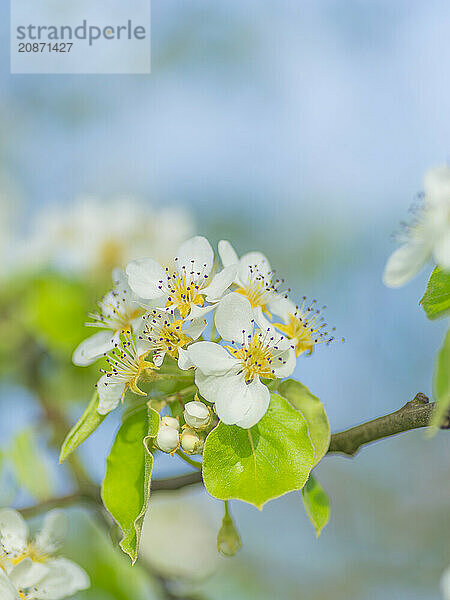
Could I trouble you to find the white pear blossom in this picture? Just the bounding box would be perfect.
[16,196,195,276]
[383,165,450,287]
[72,268,145,366]
[181,293,296,428]
[139,307,206,367]
[156,424,180,453]
[95,333,156,415]
[218,240,291,322]
[268,296,337,357]
[126,236,237,319]
[0,509,89,599]
[183,400,211,429]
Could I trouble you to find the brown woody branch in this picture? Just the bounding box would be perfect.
[19,392,448,518]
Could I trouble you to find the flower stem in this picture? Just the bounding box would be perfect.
[176,449,202,469]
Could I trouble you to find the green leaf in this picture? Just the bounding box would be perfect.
[429,329,450,430]
[102,407,160,563]
[278,379,330,466]
[59,392,106,463]
[420,267,450,320]
[302,475,330,537]
[217,502,242,557]
[202,393,314,509]
[9,429,52,501]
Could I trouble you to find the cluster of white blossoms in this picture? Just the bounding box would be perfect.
[0,509,89,599]
[383,165,450,287]
[73,236,336,429]
[13,195,195,276]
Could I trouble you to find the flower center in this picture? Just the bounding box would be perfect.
[235,280,270,311]
[143,312,190,360]
[165,271,206,318]
[101,334,155,397]
[228,335,276,381]
[277,314,315,357]
[275,300,337,357]
[235,266,286,314]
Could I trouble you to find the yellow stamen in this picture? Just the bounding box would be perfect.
[166,272,204,318]
[158,319,191,359]
[227,335,276,381]
[277,314,315,357]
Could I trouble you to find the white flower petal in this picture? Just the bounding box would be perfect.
[126,258,167,299]
[272,348,296,378]
[0,569,19,600]
[383,241,430,287]
[187,304,216,319]
[184,318,207,341]
[177,347,194,370]
[96,375,125,414]
[111,267,128,288]
[131,315,146,336]
[176,236,214,281]
[187,342,239,375]
[9,558,48,591]
[268,296,297,322]
[212,373,270,428]
[72,331,115,367]
[233,377,271,429]
[238,251,272,283]
[33,558,90,599]
[35,511,67,556]
[218,240,239,268]
[433,231,450,271]
[424,165,450,207]
[195,370,224,400]
[153,352,165,367]
[214,293,254,343]
[202,265,238,302]
[0,509,28,555]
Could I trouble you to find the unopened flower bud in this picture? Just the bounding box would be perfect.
[161,416,179,431]
[180,428,204,455]
[156,426,179,453]
[184,400,211,430]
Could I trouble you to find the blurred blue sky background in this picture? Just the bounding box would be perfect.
[0,1,449,599]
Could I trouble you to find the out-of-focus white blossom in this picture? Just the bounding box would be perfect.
[383,165,450,287]
[16,195,195,275]
[0,509,89,599]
